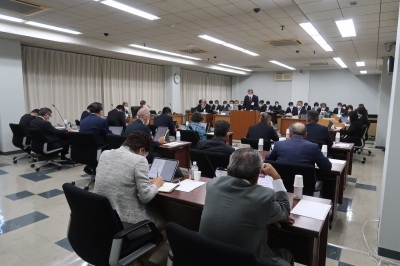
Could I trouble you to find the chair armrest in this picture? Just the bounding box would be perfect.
[113,220,159,240]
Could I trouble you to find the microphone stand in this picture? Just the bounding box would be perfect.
[52,104,68,128]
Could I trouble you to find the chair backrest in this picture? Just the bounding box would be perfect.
[75,119,80,126]
[27,128,48,155]
[189,149,229,178]
[180,130,200,147]
[241,138,271,151]
[148,124,157,136]
[68,132,100,166]
[9,123,27,149]
[62,183,123,265]
[265,160,317,196]
[106,134,127,150]
[166,222,259,266]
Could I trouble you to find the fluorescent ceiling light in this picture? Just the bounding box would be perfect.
[335,19,356,37]
[101,0,160,20]
[333,57,347,68]
[299,22,333,52]
[0,14,25,23]
[130,44,201,60]
[218,63,252,72]
[356,61,365,67]
[360,70,367,74]
[269,60,296,70]
[25,21,81,34]
[208,65,247,75]
[198,35,259,56]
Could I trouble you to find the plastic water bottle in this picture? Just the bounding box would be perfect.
[176,131,181,142]
[191,161,198,179]
[258,138,263,151]
[335,132,340,143]
[286,128,290,139]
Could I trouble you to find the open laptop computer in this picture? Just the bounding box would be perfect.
[109,126,123,135]
[148,158,184,181]
[200,122,210,132]
[154,126,169,141]
[340,116,349,123]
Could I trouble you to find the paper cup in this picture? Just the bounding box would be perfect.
[193,171,201,181]
[258,138,264,145]
[321,145,328,153]
[294,175,304,187]
[176,131,181,137]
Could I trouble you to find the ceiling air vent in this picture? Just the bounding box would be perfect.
[309,62,330,66]
[275,73,292,81]
[0,0,48,15]
[179,47,207,54]
[267,39,302,47]
[243,65,263,69]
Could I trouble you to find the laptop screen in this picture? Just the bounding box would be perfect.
[341,116,349,123]
[154,126,168,140]
[200,122,209,132]
[149,158,181,181]
[109,126,123,135]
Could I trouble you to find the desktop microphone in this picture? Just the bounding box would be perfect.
[111,103,114,108]
[52,104,68,128]
[147,104,152,109]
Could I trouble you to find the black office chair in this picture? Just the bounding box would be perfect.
[166,222,259,266]
[190,149,229,178]
[68,132,105,190]
[241,138,271,151]
[148,125,157,136]
[75,119,80,126]
[62,183,163,266]
[27,128,67,172]
[106,134,127,150]
[9,123,31,163]
[180,130,200,148]
[265,160,322,197]
[353,124,369,164]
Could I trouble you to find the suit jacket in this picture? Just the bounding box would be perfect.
[30,117,67,142]
[266,136,332,172]
[259,104,267,112]
[246,123,279,142]
[214,105,223,111]
[196,136,235,156]
[272,105,282,112]
[19,114,36,135]
[243,95,259,111]
[333,107,347,116]
[221,104,230,111]
[317,107,330,114]
[265,105,274,112]
[80,114,112,146]
[358,115,368,126]
[94,146,165,228]
[299,106,308,115]
[199,176,290,265]
[107,109,126,129]
[305,122,333,147]
[154,114,175,133]
[196,104,212,113]
[80,110,90,121]
[124,119,160,146]
[285,106,298,116]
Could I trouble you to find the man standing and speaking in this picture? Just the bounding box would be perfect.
[243,89,259,111]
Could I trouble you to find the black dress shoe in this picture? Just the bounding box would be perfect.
[83,165,93,175]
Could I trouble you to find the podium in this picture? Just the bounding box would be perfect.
[230,110,261,139]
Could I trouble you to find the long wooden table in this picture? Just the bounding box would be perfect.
[126,114,184,125]
[279,117,307,136]
[330,143,354,203]
[186,113,213,126]
[152,177,330,266]
[155,142,191,169]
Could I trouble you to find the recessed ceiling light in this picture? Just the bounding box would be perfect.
[269,60,296,70]
[356,61,365,67]
[0,14,25,23]
[25,21,82,35]
[198,35,259,56]
[100,0,160,20]
[360,70,367,74]
[129,44,201,60]
[299,22,333,52]
[218,64,252,72]
[335,19,356,37]
[333,57,347,68]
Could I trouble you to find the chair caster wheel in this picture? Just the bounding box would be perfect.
[368,151,371,155]
[33,158,38,162]
[361,161,365,164]
[31,164,35,168]
[84,186,89,191]
[57,166,62,170]
[35,168,40,172]
[71,182,75,185]
[13,160,17,164]
[13,156,17,160]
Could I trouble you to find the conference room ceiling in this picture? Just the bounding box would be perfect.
[0,0,398,76]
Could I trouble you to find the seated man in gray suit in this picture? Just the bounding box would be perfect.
[199,148,294,266]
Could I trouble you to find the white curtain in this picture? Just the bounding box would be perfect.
[102,58,164,114]
[22,46,164,125]
[180,69,232,111]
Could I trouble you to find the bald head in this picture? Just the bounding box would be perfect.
[289,122,307,138]
[137,108,150,119]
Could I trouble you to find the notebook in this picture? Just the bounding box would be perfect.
[109,126,123,135]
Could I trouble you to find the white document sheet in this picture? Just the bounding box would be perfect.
[329,159,346,164]
[332,143,351,148]
[257,175,273,189]
[175,179,206,192]
[163,142,183,147]
[290,200,331,220]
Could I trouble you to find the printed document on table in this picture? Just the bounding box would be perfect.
[329,159,346,164]
[291,200,331,220]
[332,143,351,148]
[163,142,182,147]
[175,179,206,192]
[257,175,273,189]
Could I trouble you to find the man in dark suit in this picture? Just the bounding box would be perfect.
[305,110,333,148]
[196,120,235,156]
[333,102,347,116]
[221,100,230,111]
[243,89,259,111]
[259,100,267,112]
[273,101,282,112]
[266,122,332,172]
[214,100,222,112]
[154,107,176,135]
[80,105,91,121]
[297,101,308,115]
[246,113,279,145]
[265,101,274,112]
[19,109,39,134]
[107,105,126,131]
[199,148,294,266]
[196,99,212,113]
[317,103,329,114]
[285,102,298,116]
[80,102,112,147]
[30,107,72,159]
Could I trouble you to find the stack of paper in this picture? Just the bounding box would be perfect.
[291,200,331,220]
[257,176,273,189]
[175,179,206,192]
